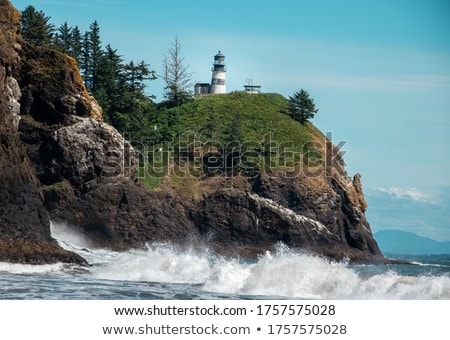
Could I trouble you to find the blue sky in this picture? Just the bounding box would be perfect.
[11,0,450,241]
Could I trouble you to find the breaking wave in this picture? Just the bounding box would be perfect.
[45,221,450,299]
[1,221,448,299]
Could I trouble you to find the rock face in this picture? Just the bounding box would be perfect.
[181,155,382,261]
[19,42,102,123]
[250,172,380,260]
[20,114,135,188]
[0,0,383,264]
[46,178,201,251]
[45,173,382,262]
[0,0,85,264]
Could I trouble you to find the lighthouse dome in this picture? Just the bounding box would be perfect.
[214,51,225,64]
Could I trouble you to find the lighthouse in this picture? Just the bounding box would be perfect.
[210,51,226,94]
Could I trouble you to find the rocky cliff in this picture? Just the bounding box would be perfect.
[0,0,383,264]
[0,0,84,264]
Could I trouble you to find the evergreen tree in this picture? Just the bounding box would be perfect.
[93,44,123,115]
[80,21,103,92]
[102,46,122,81]
[124,61,156,93]
[71,26,83,65]
[99,54,157,140]
[53,23,82,67]
[54,22,72,54]
[89,21,103,92]
[287,89,318,124]
[21,6,55,46]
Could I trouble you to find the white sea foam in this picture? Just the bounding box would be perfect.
[85,244,450,299]
[46,221,450,299]
[92,244,213,283]
[0,262,65,274]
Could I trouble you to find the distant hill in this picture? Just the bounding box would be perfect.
[374,230,450,255]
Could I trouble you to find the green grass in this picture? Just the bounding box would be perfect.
[140,92,327,191]
[168,92,325,167]
[169,92,323,148]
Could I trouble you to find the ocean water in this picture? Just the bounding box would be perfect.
[0,222,449,300]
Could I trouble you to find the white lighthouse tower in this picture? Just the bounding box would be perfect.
[210,51,226,94]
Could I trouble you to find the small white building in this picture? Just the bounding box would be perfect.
[194,83,210,96]
[243,78,261,94]
[244,84,261,94]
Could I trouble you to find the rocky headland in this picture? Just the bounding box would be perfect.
[0,0,384,265]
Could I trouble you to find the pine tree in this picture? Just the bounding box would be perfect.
[53,23,82,69]
[98,45,123,93]
[287,89,318,124]
[92,45,121,117]
[79,21,103,92]
[89,21,103,92]
[54,22,72,54]
[71,26,83,64]
[21,6,55,46]
[124,61,156,93]
[95,50,157,140]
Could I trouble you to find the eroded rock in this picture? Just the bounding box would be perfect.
[0,0,84,264]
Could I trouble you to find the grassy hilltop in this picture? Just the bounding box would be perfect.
[167,91,323,150]
[138,92,328,192]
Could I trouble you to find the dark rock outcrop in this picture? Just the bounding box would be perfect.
[20,114,135,188]
[249,171,381,260]
[46,178,202,251]
[43,174,383,262]
[0,0,85,264]
[190,188,343,257]
[19,42,102,124]
[15,39,135,189]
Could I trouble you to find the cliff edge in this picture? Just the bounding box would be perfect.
[0,0,85,264]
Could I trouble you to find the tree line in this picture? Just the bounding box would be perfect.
[20,5,194,143]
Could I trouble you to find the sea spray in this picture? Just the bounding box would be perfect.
[87,244,450,299]
[92,244,212,283]
[11,220,443,300]
[231,247,359,298]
